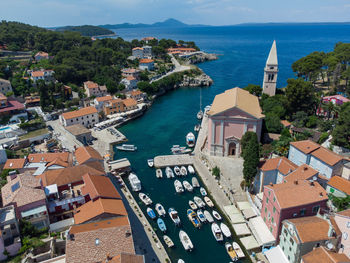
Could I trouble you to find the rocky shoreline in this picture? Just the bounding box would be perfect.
[179,72,213,87]
[185,52,218,64]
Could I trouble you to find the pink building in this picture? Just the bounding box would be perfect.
[261,179,328,241]
[317,95,350,117]
[334,209,350,258]
[207,87,264,157]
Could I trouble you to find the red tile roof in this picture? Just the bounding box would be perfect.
[132,47,143,50]
[3,158,26,169]
[284,164,318,182]
[139,59,153,64]
[96,95,113,102]
[290,140,320,154]
[311,147,344,166]
[61,106,97,120]
[0,98,25,113]
[81,174,121,200]
[75,146,103,165]
[327,176,350,195]
[122,98,137,107]
[107,253,144,263]
[336,209,350,218]
[27,152,70,163]
[302,246,350,263]
[259,157,297,175]
[84,81,99,89]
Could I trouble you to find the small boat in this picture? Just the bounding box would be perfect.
[180,166,187,176]
[168,208,181,226]
[220,223,231,238]
[225,242,238,261]
[163,235,174,248]
[204,196,214,208]
[188,165,195,174]
[204,210,214,223]
[211,223,224,242]
[174,166,181,176]
[197,209,206,223]
[147,208,156,219]
[174,180,184,193]
[189,200,198,210]
[183,180,193,192]
[165,167,175,178]
[155,203,166,217]
[116,144,137,151]
[147,159,154,167]
[200,187,207,196]
[128,173,141,192]
[179,230,194,251]
[212,210,222,221]
[194,124,200,132]
[157,218,167,232]
[187,209,201,228]
[186,132,196,148]
[156,169,163,179]
[139,193,152,205]
[194,196,205,208]
[191,177,200,188]
[232,242,245,258]
[197,110,203,120]
[178,260,185,263]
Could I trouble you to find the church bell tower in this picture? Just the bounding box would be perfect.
[262,40,278,96]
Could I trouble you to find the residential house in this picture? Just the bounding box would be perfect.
[132,47,144,58]
[317,95,350,118]
[0,206,21,261]
[3,158,27,173]
[301,246,350,263]
[0,78,12,94]
[25,96,41,107]
[84,81,108,98]
[1,172,49,229]
[120,76,138,90]
[122,98,138,111]
[0,95,26,123]
[0,93,7,108]
[261,180,328,241]
[283,164,319,183]
[34,51,49,61]
[74,146,103,166]
[30,70,54,82]
[65,124,92,145]
[142,45,152,58]
[280,120,292,129]
[333,209,350,258]
[279,216,341,263]
[127,89,147,102]
[207,87,264,157]
[121,68,140,79]
[326,176,350,198]
[167,47,196,53]
[93,95,113,112]
[104,253,144,263]
[81,174,121,202]
[342,162,350,180]
[253,157,298,193]
[103,99,124,116]
[139,59,154,71]
[142,36,156,42]
[60,106,98,128]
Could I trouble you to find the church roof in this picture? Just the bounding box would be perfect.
[207,87,264,119]
[266,40,278,65]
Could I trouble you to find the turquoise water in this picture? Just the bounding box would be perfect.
[113,24,350,263]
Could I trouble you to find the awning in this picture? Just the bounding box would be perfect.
[224,205,245,224]
[264,246,289,263]
[240,235,260,250]
[21,205,47,218]
[237,201,251,211]
[248,216,276,246]
[233,223,251,236]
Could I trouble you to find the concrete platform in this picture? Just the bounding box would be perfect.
[154,154,194,168]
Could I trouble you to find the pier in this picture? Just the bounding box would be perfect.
[154,154,194,168]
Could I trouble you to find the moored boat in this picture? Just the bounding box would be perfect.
[197,209,206,223]
[191,177,200,188]
[187,209,201,228]
[174,166,181,176]
[116,144,137,151]
[147,207,156,219]
[157,218,167,232]
[197,110,203,120]
[147,159,154,167]
[179,230,194,251]
[180,166,187,176]
[163,235,174,248]
[220,223,231,238]
[194,196,205,208]
[212,210,222,221]
[225,242,238,261]
[183,180,193,192]
[200,187,207,196]
[186,132,195,148]
[187,165,195,174]
[139,193,152,205]
[194,124,200,132]
[128,173,141,192]
[156,168,163,179]
[165,167,175,178]
[155,203,166,217]
[204,210,214,223]
[204,196,214,207]
[178,260,185,263]
[211,222,224,242]
[168,208,181,226]
[174,180,184,193]
[232,242,245,258]
[189,200,198,210]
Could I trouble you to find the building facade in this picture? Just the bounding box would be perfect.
[84,81,107,98]
[139,59,154,71]
[60,106,98,128]
[262,40,278,96]
[0,78,12,94]
[334,209,350,258]
[103,99,125,116]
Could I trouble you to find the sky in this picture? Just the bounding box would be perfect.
[1,0,350,27]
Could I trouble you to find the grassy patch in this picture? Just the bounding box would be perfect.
[19,128,49,140]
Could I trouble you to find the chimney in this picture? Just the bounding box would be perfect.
[320,192,323,197]
[294,180,298,185]
[269,182,273,186]
[303,166,308,171]
[310,181,315,186]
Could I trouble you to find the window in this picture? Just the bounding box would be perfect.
[330,188,335,193]
[289,237,294,245]
[344,232,348,240]
[271,217,274,223]
[347,222,350,228]
[300,208,306,216]
[10,224,15,230]
[270,227,273,233]
[264,217,266,222]
[266,197,269,204]
[283,229,288,235]
[273,197,276,202]
[312,206,320,214]
[71,120,73,123]
[265,207,267,213]
[273,207,276,213]
[268,191,271,196]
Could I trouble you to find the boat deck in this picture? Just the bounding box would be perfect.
[154,154,194,168]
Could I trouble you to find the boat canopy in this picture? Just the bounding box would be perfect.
[263,246,289,263]
[248,216,276,247]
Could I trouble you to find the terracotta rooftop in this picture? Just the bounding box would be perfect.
[61,106,97,120]
[290,140,320,154]
[311,147,344,166]
[46,158,70,168]
[132,47,143,50]
[84,81,99,89]
[75,146,103,165]
[35,51,49,57]
[323,95,350,103]
[81,174,121,200]
[74,198,127,224]
[122,68,139,73]
[69,217,129,234]
[31,71,44,77]
[0,98,25,113]
[280,120,291,127]
[107,253,144,263]
[284,164,318,183]
[123,98,137,107]
[96,95,113,102]
[207,87,264,119]
[139,59,154,64]
[130,90,142,96]
[302,246,350,263]
[259,157,297,175]
[265,180,328,209]
[3,158,26,170]
[27,152,70,164]
[336,209,350,218]
[125,76,136,81]
[327,176,350,195]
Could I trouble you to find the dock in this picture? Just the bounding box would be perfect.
[154,154,194,168]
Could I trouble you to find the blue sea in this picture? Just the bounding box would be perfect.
[112,24,350,263]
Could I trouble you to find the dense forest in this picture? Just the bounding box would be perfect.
[54,25,115,36]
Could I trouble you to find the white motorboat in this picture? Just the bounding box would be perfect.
[116,144,137,151]
[232,242,245,258]
[197,209,206,223]
[139,193,152,206]
[180,166,187,176]
[186,132,196,148]
[156,169,163,179]
[194,196,205,208]
[183,180,193,192]
[200,187,207,196]
[165,167,175,178]
[204,210,214,223]
[179,230,194,251]
[211,223,224,242]
[163,235,174,248]
[220,223,231,238]
[128,173,141,192]
[155,203,166,217]
[174,180,184,193]
[212,210,222,221]
[204,196,214,208]
[194,124,200,132]
[174,166,181,176]
[189,200,198,210]
[197,110,203,120]
[178,260,185,263]
[168,208,181,226]
[191,177,200,188]
[147,159,154,167]
[187,165,195,174]
[225,242,238,261]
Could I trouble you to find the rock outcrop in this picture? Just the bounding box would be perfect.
[179,73,213,87]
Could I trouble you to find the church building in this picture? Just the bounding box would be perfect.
[262,40,278,96]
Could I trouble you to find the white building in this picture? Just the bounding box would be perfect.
[262,40,278,96]
[142,46,152,58]
[30,70,55,82]
[120,76,138,91]
[60,106,98,128]
[34,51,49,61]
[0,79,12,94]
[139,59,154,71]
[84,81,108,98]
[93,95,113,112]
[132,47,144,59]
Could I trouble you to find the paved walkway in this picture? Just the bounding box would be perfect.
[47,120,82,151]
[154,154,194,168]
[91,127,127,157]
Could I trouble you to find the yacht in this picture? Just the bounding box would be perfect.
[174,166,181,176]
[220,223,231,238]
[186,132,195,148]
[116,144,137,151]
[211,223,224,242]
[128,173,141,192]
[180,166,187,176]
[179,230,194,251]
[191,177,200,188]
[147,159,154,167]
[204,210,214,223]
[187,209,201,228]
[165,167,175,178]
[187,165,195,174]
[183,180,193,192]
[155,203,166,217]
[200,187,207,196]
[194,196,205,208]
[156,169,163,179]
[168,208,181,226]
[139,193,152,206]
[174,180,184,193]
[197,110,203,120]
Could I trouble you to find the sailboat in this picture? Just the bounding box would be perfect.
[197,88,203,120]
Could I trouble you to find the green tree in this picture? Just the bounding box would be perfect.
[243,84,262,97]
[241,132,260,187]
[212,166,220,179]
[332,102,350,148]
[265,113,283,133]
